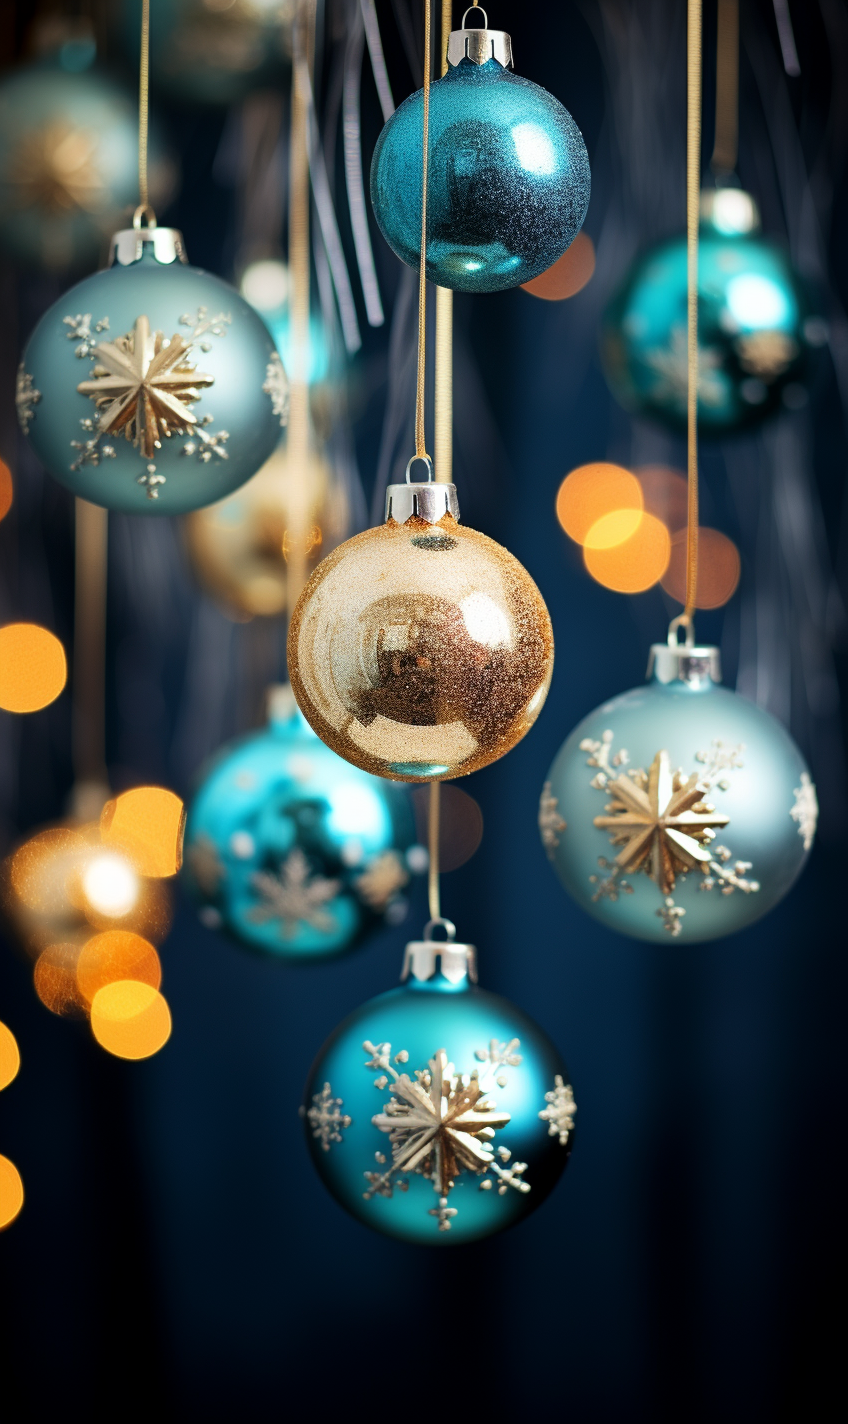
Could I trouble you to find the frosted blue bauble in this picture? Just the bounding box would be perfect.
[602,190,812,435]
[183,688,424,961]
[370,57,590,293]
[17,226,287,514]
[0,60,169,272]
[121,0,292,107]
[303,930,575,1243]
[540,641,818,944]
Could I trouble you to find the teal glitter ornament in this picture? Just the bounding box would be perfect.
[370,9,590,294]
[183,687,425,961]
[602,189,814,435]
[539,629,818,945]
[17,222,288,514]
[0,57,170,273]
[303,921,576,1243]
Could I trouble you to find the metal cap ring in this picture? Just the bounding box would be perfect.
[132,204,158,231]
[405,454,435,485]
[423,917,457,943]
[461,5,488,28]
[668,614,695,649]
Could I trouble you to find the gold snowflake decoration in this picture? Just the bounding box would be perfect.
[736,330,798,379]
[76,314,215,461]
[247,847,341,938]
[644,325,726,412]
[354,851,409,910]
[593,749,730,896]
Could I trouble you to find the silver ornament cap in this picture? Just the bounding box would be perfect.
[110,216,188,267]
[447,6,513,69]
[401,919,478,986]
[648,618,721,687]
[385,455,460,525]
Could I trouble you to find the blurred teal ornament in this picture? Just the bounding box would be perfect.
[183,687,425,961]
[540,629,818,945]
[240,260,331,387]
[303,921,575,1243]
[0,58,172,272]
[370,9,590,294]
[121,0,293,107]
[17,223,288,515]
[602,189,815,435]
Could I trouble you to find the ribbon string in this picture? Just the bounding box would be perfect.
[136,0,155,225]
[711,0,738,176]
[434,0,453,484]
[414,0,431,460]
[685,0,702,621]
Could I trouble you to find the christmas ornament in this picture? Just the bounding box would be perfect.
[17,220,288,514]
[539,629,817,944]
[121,0,294,108]
[183,441,347,620]
[303,919,575,1244]
[0,57,171,272]
[287,461,554,781]
[602,189,813,435]
[183,686,425,960]
[370,7,590,294]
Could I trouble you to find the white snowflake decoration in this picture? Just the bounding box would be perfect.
[539,1075,577,1146]
[305,1082,351,1152]
[790,771,818,852]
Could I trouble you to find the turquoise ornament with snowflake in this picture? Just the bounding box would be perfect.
[303,921,575,1244]
[602,189,817,435]
[183,686,424,962]
[17,222,288,514]
[539,629,818,945]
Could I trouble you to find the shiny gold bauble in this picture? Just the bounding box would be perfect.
[288,514,554,781]
[183,443,348,619]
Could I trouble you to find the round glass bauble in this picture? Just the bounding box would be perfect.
[182,689,425,960]
[602,192,812,435]
[539,646,817,944]
[0,60,172,272]
[184,442,348,620]
[17,231,288,514]
[303,937,575,1244]
[120,0,293,107]
[370,59,590,293]
[287,514,554,781]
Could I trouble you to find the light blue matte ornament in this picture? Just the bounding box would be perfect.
[539,628,818,945]
[0,56,169,273]
[303,921,576,1244]
[602,189,815,436]
[370,8,590,294]
[17,222,289,515]
[183,687,425,962]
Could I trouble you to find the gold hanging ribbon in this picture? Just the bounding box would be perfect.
[134,0,156,227]
[414,0,432,460]
[286,1,313,616]
[685,0,702,621]
[72,499,109,820]
[428,780,441,921]
[434,0,453,484]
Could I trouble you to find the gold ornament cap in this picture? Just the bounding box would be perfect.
[401,919,478,985]
[447,7,513,69]
[648,619,721,688]
[385,456,460,525]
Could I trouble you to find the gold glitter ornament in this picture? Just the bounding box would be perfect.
[287,465,554,781]
[183,441,348,620]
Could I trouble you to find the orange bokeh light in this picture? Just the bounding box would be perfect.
[33,943,86,1018]
[90,981,172,1060]
[0,461,13,522]
[0,624,67,714]
[521,233,596,301]
[556,463,643,545]
[0,1155,24,1229]
[661,527,741,609]
[411,784,484,873]
[76,931,162,1004]
[583,511,671,593]
[636,465,689,533]
[0,1022,20,1091]
[583,508,644,550]
[100,787,186,878]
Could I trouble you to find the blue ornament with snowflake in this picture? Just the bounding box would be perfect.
[303,920,576,1244]
[183,686,425,962]
[602,189,817,435]
[17,221,289,514]
[370,8,590,294]
[539,628,818,945]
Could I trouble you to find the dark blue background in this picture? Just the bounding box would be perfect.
[0,3,845,1420]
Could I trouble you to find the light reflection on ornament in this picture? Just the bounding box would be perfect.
[80,853,140,918]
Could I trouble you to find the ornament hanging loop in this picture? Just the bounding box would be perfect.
[423,916,456,943]
[461,5,488,27]
[405,454,435,485]
[132,203,158,231]
[668,613,696,649]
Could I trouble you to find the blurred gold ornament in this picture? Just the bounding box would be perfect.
[288,472,553,782]
[184,442,348,619]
